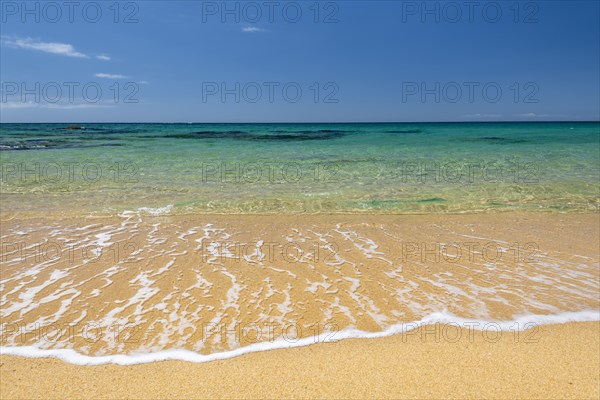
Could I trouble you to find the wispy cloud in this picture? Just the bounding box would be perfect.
[46,103,114,109]
[242,26,267,33]
[0,102,39,109]
[516,113,565,118]
[95,73,129,79]
[138,81,150,85]
[1,36,88,58]
[96,54,111,61]
[462,113,502,118]
[0,101,114,110]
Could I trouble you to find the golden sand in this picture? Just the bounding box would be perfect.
[1,212,599,398]
[1,321,598,399]
[1,213,599,356]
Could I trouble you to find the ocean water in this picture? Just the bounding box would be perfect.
[1,122,599,215]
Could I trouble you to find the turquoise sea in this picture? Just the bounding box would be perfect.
[1,122,598,215]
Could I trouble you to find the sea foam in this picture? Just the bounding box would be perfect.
[1,310,598,366]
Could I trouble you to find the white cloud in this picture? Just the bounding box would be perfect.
[96,54,111,61]
[138,81,150,85]
[242,26,267,33]
[0,102,38,109]
[462,113,502,118]
[95,73,129,79]
[0,101,114,110]
[45,103,114,109]
[516,113,564,118]
[2,36,88,58]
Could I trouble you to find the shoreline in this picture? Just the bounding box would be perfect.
[2,321,598,399]
[1,309,599,366]
[2,208,599,220]
[2,208,599,221]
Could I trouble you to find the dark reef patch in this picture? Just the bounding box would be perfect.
[147,130,348,141]
[385,129,423,134]
[0,140,124,151]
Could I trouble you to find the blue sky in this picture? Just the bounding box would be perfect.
[1,0,599,122]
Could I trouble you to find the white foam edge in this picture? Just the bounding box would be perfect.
[119,205,174,217]
[1,310,598,366]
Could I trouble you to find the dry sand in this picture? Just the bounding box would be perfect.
[1,321,599,399]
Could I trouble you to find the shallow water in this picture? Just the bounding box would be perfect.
[1,122,598,215]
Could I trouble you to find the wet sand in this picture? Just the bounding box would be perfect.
[1,212,599,398]
[1,321,598,399]
[1,213,598,356]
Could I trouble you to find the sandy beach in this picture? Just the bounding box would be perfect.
[1,212,599,398]
[1,213,598,354]
[2,321,598,399]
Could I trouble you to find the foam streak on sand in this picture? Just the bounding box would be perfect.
[1,213,599,364]
[1,310,599,365]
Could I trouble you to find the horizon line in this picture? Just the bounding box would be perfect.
[1,120,599,125]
